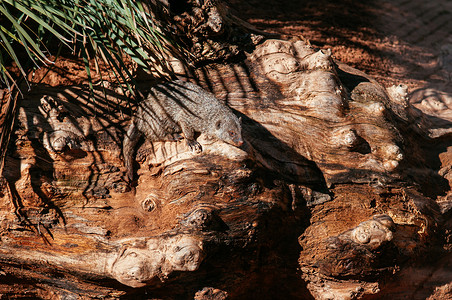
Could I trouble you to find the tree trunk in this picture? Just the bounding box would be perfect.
[0,1,450,299]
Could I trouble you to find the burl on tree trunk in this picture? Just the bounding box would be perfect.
[0,4,449,300]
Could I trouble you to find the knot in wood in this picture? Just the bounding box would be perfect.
[142,194,158,212]
[181,208,214,230]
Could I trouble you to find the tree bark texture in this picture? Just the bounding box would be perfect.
[0,5,451,300]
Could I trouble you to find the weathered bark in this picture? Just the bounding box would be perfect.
[0,3,450,300]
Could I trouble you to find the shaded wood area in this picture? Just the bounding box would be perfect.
[1,0,451,299]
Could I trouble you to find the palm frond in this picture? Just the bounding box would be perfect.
[0,0,179,94]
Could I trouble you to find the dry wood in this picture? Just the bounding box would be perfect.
[0,36,445,299]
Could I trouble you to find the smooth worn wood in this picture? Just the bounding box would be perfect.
[0,35,447,300]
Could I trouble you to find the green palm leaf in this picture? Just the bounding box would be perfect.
[0,0,179,93]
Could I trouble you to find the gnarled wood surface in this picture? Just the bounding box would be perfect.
[0,36,448,299]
